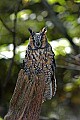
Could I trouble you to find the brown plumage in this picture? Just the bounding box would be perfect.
[4,27,56,120]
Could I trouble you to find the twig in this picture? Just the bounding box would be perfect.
[57,64,80,71]
[40,116,49,120]
[40,116,57,120]
[0,17,14,34]
[41,0,79,54]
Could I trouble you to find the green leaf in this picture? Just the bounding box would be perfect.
[0,117,3,120]
[47,0,66,5]
[74,77,80,86]
[58,0,66,5]
[64,83,73,92]
[74,0,80,3]
[54,5,66,13]
[33,0,40,2]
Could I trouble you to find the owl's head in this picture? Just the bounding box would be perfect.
[28,27,47,49]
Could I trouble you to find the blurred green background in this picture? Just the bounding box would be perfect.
[0,0,80,120]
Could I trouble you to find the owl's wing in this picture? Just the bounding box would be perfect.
[51,69,56,96]
[51,51,56,96]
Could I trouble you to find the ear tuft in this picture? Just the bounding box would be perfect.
[28,28,33,34]
[28,28,35,36]
[42,26,47,34]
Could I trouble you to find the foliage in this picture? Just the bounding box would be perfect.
[0,0,80,120]
[0,117,3,120]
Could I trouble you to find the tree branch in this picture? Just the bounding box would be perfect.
[57,64,80,71]
[41,0,79,54]
[0,17,13,34]
[40,116,57,120]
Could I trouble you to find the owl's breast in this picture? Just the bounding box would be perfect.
[24,45,54,77]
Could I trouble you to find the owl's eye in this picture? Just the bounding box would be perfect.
[33,35,41,41]
[37,35,41,40]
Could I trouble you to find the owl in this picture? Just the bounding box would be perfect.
[4,27,56,120]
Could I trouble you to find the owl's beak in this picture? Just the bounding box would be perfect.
[35,41,41,48]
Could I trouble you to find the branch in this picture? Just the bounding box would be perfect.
[3,59,14,88]
[41,0,79,54]
[0,17,13,34]
[40,116,57,120]
[57,64,80,71]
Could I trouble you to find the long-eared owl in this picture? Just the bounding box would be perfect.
[24,27,56,100]
[4,27,56,120]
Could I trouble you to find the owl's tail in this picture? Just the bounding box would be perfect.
[4,69,45,120]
